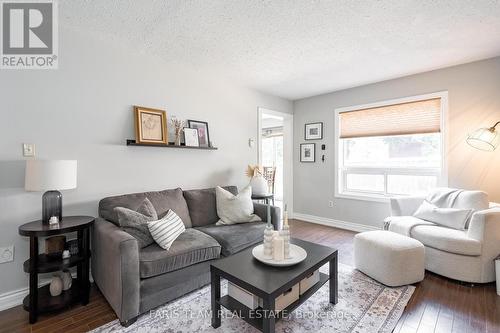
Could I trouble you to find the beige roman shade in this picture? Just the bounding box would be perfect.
[339,98,441,139]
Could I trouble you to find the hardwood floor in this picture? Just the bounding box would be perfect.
[1,219,498,332]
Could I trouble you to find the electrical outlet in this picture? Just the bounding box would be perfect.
[328,200,334,208]
[0,245,14,263]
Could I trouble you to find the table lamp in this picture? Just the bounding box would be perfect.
[25,160,77,224]
[466,121,499,151]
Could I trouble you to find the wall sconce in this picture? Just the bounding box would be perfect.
[466,121,499,151]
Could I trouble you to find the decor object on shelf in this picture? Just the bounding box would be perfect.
[49,216,59,225]
[25,160,78,224]
[134,106,168,144]
[45,235,66,259]
[263,221,274,259]
[62,250,71,259]
[281,204,291,259]
[305,122,323,140]
[187,119,210,147]
[170,117,185,146]
[49,274,63,296]
[300,143,316,162]
[467,121,499,151]
[60,270,72,290]
[246,165,268,195]
[66,239,79,256]
[184,128,199,147]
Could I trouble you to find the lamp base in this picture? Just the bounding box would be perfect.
[42,190,63,225]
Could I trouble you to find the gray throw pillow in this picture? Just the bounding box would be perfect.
[115,198,158,248]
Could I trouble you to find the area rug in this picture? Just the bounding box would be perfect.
[92,263,414,333]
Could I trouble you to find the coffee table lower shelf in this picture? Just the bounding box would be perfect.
[218,272,329,331]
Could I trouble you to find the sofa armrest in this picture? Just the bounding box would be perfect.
[253,203,281,230]
[467,208,500,249]
[91,218,140,323]
[389,195,426,216]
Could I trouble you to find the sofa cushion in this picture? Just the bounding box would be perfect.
[196,222,266,256]
[413,200,472,230]
[411,225,482,256]
[139,228,220,278]
[183,186,238,227]
[99,187,193,228]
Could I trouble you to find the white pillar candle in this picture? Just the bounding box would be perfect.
[273,236,285,261]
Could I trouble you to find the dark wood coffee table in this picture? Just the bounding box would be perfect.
[210,238,338,333]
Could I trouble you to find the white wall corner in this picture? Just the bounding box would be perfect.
[292,212,381,233]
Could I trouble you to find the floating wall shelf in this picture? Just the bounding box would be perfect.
[126,139,218,150]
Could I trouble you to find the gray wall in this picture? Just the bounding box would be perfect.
[0,27,292,295]
[293,57,500,228]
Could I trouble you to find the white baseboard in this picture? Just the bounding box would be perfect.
[0,272,93,312]
[292,212,380,233]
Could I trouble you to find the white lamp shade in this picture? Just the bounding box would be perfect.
[25,160,77,192]
[466,128,499,151]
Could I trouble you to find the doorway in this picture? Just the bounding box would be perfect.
[258,108,293,214]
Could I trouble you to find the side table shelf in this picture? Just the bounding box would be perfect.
[22,284,81,314]
[23,253,90,273]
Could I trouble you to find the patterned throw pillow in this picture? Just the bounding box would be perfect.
[148,209,186,250]
[114,198,158,248]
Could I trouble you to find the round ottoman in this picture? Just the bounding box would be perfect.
[354,230,425,287]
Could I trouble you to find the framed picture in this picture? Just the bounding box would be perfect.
[300,143,316,162]
[305,122,323,140]
[187,120,210,147]
[184,128,199,147]
[134,106,167,144]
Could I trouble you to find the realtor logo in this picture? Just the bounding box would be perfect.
[1,0,58,69]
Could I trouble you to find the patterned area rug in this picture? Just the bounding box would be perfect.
[92,263,414,333]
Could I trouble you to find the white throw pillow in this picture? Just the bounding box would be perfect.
[148,210,186,250]
[413,200,472,230]
[215,186,262,225]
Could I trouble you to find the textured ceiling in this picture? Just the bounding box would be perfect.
[60,0,500,100]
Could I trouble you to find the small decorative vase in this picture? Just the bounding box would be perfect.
[174,132,182,146]
[49,275,63,296]
[250,175,268,195]
[60,270,72,291]
[263,224,274,259]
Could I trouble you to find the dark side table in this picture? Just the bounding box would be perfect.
[18,216,94,324]
[251,193,275,205]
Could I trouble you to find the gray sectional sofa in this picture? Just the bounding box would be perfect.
[91,186,280,326]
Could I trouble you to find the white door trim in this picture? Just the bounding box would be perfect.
[257,107,293,214]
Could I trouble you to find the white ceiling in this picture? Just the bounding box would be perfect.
[61,1,500,100]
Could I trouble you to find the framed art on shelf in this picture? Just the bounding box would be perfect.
[184,128,199,147]
[305,122,323,140]
[187,120,210,147]
[134,106,168,144]
[300,143,316,162]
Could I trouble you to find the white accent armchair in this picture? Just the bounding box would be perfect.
[388,192,500,283]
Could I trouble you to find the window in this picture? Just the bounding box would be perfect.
[335,92,447,201]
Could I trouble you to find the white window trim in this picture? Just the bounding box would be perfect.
[334,91,448,203]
